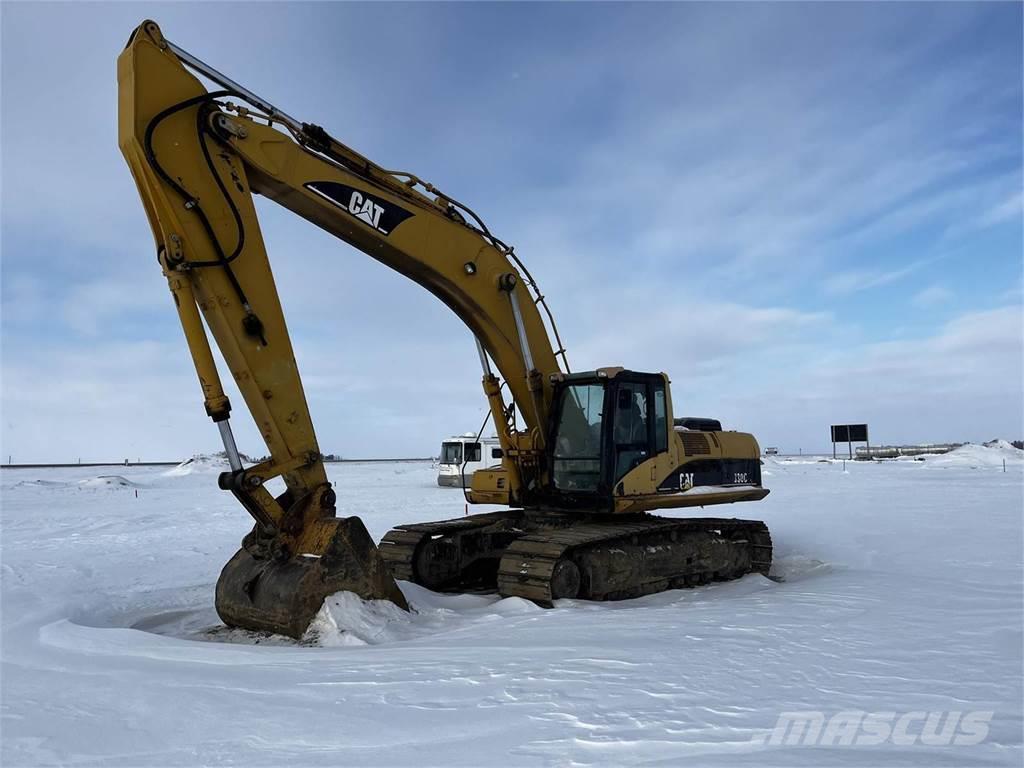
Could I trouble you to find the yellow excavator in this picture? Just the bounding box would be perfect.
[119,20,772,639]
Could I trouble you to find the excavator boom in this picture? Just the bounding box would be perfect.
[118,20,566,636]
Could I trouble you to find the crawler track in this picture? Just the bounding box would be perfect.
[497,517,771,604]
[380,512,771,604]
[379,510,525,589]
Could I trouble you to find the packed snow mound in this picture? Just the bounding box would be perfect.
[985,438,1024,452]
[304,591,414,646]
[11,475,140,491]
[769,553,833,583]
[77,475,139,489]
[12,479,70,489]
[163,452,253,476]
[764,456,833,466]
[302,583,545,647]
[926,440,1023,468]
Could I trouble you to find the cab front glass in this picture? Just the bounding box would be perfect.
[552,382,605,492]
[440,442,463,464]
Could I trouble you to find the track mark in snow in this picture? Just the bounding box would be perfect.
[95,572,791,650]
[770,553,833,583]
[564,658,642,668]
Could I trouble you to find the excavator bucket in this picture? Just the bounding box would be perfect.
[215,516,409,639]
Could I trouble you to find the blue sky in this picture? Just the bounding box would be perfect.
[2,2,1021,461]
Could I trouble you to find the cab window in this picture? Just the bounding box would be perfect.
[440,442,462,464]
[613,382,650,481]
[553,383,605,492]
[653,384,668,453]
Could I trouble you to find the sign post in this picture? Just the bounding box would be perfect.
[831,424,869,460]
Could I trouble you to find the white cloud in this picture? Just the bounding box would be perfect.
[978,191,1023,228]
[911,284,954,308]
[1,340,207,463]
[999,281,1024,304]
[570,300,830,377]
[740,305,1024,450]
[61,276,166,337]
[0,329,489,463]
[506,20,1019,296]
[823,261,925,297]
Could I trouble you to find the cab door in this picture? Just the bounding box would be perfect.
[609,374,669,483]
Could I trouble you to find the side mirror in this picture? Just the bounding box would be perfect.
[491,448,503,459]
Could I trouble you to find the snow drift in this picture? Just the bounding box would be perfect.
[925,439,1023,468]
[2,455,1021,766]
[303,584,545,647]
[163,452,253,477]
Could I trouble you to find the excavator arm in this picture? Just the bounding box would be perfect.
[118,21,567,635]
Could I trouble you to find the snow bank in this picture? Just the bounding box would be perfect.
[77,475,140,489]
[303,583,544,647]
[163,452,251,477]
[926,439,1023,468]
[12,479,71,489]
[304,591,414,646]
[764,440,1024,470]
[765,456,832,466]
[12,475,140,490]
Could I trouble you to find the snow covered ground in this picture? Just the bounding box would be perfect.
[2,449,1021,766]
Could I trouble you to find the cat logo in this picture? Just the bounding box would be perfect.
[679,472,694,491]
[345,190,385,232]
[304,181,415,236]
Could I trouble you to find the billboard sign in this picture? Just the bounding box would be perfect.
[831,423,869,458]
[831,424,868,443]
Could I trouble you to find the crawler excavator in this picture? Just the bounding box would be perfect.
[118,20,772,639]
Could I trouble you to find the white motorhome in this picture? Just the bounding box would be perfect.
[437,433,501,487]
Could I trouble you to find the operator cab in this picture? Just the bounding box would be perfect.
[548,369,669,507]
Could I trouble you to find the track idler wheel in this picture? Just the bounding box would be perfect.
[550,559,581,600]
[215,516,408,639]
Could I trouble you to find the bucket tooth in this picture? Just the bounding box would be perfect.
[215,515,408,639]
